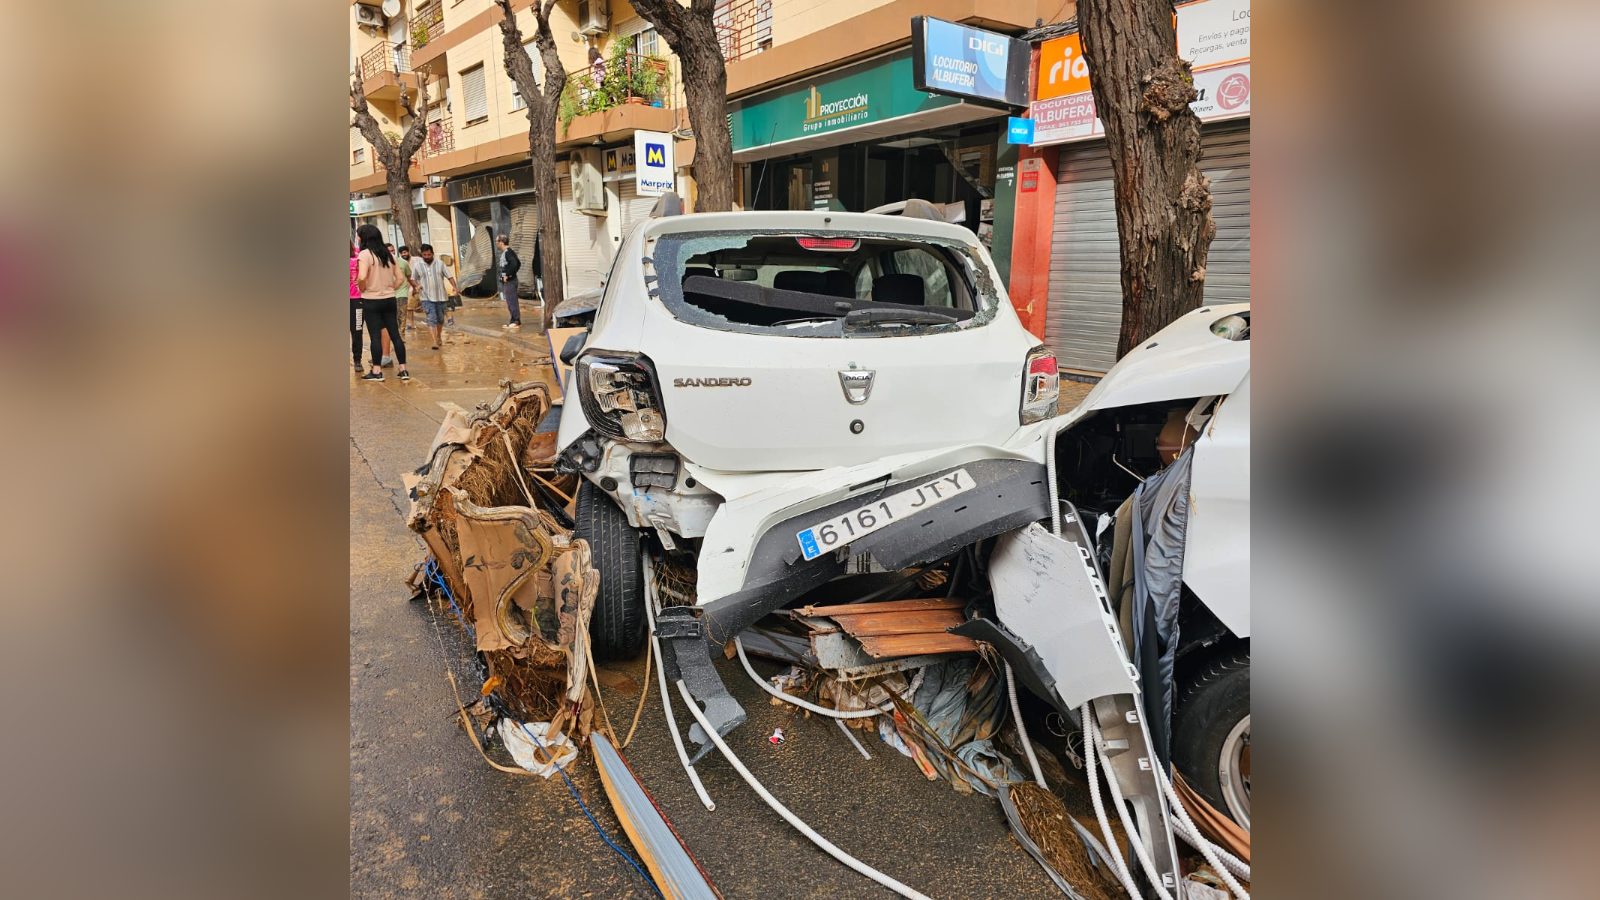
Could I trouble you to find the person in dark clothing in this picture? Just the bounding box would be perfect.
[497,233,521,331]
[355,224,410,382]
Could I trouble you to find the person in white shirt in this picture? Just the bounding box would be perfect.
[410,244,457,350]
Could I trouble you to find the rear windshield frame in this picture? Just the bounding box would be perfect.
[645,228,1003,339]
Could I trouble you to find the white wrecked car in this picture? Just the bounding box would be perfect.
[553,199,1248,832]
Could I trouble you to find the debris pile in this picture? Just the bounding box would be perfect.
[406,380,602,754]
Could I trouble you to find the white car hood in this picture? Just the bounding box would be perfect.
[1082,303,1250,411]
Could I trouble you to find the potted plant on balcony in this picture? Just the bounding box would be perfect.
[632,56,668,107]
[412,21,430,49]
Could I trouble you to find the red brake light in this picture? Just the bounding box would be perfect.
[1028,355,1059,376]
[795,237,860,251]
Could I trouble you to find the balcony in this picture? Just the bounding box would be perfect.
[715,0,773,63]
[559,52,673,137]
[358,41,424,105]
[409,2,445,50]
[421,119,455,159]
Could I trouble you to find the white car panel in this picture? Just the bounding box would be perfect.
[1183,372,1250,636]
[1083,303,1250,412]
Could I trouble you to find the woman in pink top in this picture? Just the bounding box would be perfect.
[356,224,410,382]
[349,242,365,372]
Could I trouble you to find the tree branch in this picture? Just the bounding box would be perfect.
[629,0,686,48]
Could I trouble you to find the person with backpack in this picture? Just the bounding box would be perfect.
[355,224,410,382]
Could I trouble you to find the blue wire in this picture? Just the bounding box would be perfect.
[510,718,663,900]
[423,557,660,898]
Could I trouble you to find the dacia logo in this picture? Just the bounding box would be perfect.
[645,143,666,167]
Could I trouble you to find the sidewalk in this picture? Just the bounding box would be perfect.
[443,296,554,359]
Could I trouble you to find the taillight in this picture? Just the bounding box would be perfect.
[1021,347,1060,424]
[574,352,667,443]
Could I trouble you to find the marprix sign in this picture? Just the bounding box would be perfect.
[1029,0,1250,147]
[911,17,1028,108]
[633,129,676,197]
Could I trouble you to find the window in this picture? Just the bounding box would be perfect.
[637,27,659,57]
[353,147,365,164]
[461,63,488,123]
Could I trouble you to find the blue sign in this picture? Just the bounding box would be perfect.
[633,129,676,196]
[1007,117,1035,144]
[911,17,1028,109]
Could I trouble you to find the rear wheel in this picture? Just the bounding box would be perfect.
[1172,649,1251,832]
[574,480,647,661]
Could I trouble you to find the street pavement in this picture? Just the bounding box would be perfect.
[350,320,1079,899]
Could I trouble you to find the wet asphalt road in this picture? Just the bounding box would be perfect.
[349,324,1073,899]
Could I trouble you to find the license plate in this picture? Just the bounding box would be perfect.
[796,468,974,561]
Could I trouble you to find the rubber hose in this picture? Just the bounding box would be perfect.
[1004,660,1048,790]
[642,557,715,812]
[733,637,894,719]
[836,718,872,760]
[1088,710,1175,900]
[1161,772,1252,893]
[1083,703,1145,900]
[676,680,936,900]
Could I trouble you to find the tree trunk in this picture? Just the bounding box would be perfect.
[528,108,563,331]
[1077,0,1216,360]
[386,167,422,255]
[676,15,733,212]
[627,0,734,212]
[351,71,429,255]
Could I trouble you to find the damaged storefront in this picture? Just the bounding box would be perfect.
[444,165,542,298]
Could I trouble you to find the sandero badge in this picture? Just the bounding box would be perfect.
[673,377,752,387]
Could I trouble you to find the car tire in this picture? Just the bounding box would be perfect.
[1171,648,1250,832]
[574,479,647,661]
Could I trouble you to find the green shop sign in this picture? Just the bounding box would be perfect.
[731,51,959,153]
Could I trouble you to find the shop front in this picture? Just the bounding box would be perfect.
[444,166,541,297]
[728,49,1010,247]
[1026,0,1252,373]
[559,139,685,294]
[351,188,431,251]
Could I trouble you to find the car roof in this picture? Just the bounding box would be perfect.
[641,210,982,247]
[1083,303,1251,410]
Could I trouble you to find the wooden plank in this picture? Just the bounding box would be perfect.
[828,608,966,637]
[800,596,966,617]
[855,632,978,658]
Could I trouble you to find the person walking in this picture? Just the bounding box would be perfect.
[411,243,457,350]
[392,243,418,335]
[350,241,365,372]
[356,225,410,382]
[497,233,522,331]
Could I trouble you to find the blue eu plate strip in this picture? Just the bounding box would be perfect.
[798,529,820,560]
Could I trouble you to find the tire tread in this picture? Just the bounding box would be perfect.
[574,481,647,660]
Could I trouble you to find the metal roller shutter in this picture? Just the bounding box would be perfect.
[456,201,495,293]
[560,176,606,294]
[506,196,540,299]
[1045,120,1250,372]
[618,178,659,237]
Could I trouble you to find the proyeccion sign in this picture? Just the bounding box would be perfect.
[911,17,1028,109]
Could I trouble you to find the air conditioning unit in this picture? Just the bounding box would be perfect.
[571,148,607,215]
[355,4,385,29]
[577,0,610,37]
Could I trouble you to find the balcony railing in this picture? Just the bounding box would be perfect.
[421,118,454,159]
[715,0,773,63]
[359,42,411,82]
[410,2,445,49]
[559,52,672,129]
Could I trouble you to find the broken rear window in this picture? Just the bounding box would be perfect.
[646,230,1002,338]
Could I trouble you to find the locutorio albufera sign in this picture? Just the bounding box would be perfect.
[911,17,1029,109]
[1030,0,1250,146]
[632,129,676,197]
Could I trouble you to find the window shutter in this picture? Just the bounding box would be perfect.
[462,64,487,122]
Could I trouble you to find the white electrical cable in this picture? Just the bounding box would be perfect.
[1088,710,1175,900]
[1160,772,1252,893]
[675,680,936,900]
[1004,660,1048,790]
[643,557,715,812]
[1082,703,1146,900]
[733,637,891,719]
[835,718,872,760]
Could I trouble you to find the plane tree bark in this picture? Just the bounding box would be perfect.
[496,0,568,330]
[628,0,734,212]
[1077,0,1216,360]
[350,69,429,254]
